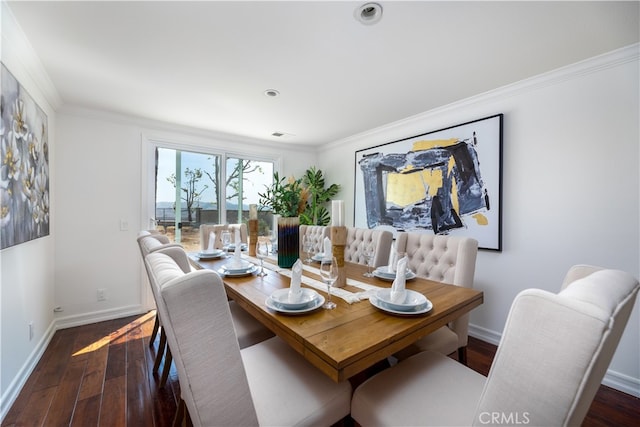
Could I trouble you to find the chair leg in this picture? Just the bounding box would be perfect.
[173,398,186,427]
[160,346,173,387]
[153,329,167,374]
[458,346,468,365]
[149,315,160,347]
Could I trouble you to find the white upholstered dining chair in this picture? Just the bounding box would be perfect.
[351,265,639,427]
[394,232,478,363]
[143,247,273,387]
[158,257,352,426]
[344,227,393,268]
[137,233,187,382]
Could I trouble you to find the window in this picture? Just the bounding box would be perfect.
[153,146,274,251]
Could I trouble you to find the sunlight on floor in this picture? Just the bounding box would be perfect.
[72,311,156,356]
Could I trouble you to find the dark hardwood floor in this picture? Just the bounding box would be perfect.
[2,312,638,426]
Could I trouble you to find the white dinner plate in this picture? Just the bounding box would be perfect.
[265,294,325,314]
[222,261,254,273]
[373,269,416,282]
[270,288,319,309]
[312,253,326,262]
[369,294,433,316]
[376,289,429,311]
[197,250,225,259]
[217,265,257,277]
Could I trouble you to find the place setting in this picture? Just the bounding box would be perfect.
[217,229,257,277]
[265,259,325,314]
[196,230,226,260]
[311,236,333,263]
[372,248,417,281]
[370,256,432,316]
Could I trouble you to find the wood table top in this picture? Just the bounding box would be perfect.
[189,254,483,382]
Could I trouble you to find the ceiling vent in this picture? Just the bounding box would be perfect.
[355,3,383,25]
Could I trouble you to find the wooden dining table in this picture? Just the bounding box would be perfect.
[189,253,483,382]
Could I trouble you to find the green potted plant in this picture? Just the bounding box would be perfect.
[300,167,341,226]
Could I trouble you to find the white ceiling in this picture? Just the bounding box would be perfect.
[6,1,639,146]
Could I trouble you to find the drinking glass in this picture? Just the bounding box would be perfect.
[302,235,314,263]
[363,244,375,277]
[221,230,232,257]
[320,256,338,310]
[256,239,270,277]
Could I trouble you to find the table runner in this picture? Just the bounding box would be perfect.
[244,255,385,304]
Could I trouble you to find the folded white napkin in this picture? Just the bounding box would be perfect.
[322,236,332,261]
[288,259,303,302]
[390,256,407,303]
[388,243,398,272]
[205,231,216,253]
[230,228,243,267]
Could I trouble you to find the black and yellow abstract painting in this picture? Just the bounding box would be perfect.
[355,114,502,251]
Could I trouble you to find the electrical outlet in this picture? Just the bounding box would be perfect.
[97,289,106,301]
[29,322,34,341]
[120,219,129,231]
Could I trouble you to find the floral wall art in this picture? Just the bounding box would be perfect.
[1,63,50,249]
[355,114,503,251]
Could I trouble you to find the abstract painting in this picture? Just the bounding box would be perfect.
[355,114,502,251]
[1,63,50,249]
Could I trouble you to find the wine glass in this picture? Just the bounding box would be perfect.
[363,244,375,277]
[256,239,270,277]
[302,235,314,263]
[221,230,231,257]
[320,256,338,310]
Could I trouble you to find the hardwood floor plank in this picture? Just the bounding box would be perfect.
[98,376,126,427]
[33,329,77,391]
[42,358,86,426]
[70,394,101,427]
[126,324,154,427]
[12,385,57,427]
[76,344,109,401]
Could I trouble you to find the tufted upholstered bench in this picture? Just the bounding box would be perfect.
[299,225,329,255]
[394,232,478,363]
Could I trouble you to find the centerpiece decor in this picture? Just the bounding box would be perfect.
[259,173,308,268]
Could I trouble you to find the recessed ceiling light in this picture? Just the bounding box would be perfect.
[355,3,383,25]
[264,89,280,97]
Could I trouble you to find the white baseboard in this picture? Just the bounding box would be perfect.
[55,304,145,330]
[0,320,56,421]
[601,370,640,398]
[468,323,640,398]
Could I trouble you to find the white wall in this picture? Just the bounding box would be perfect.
[318,45,640,396]
[0,2,59,416]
